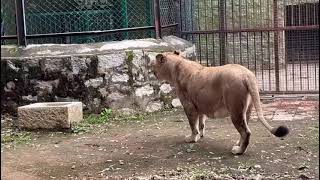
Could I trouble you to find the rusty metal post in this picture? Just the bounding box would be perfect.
[153,0,162,39]
[273,0,280,91]
[15,0,27,46]
[219,0,226,65]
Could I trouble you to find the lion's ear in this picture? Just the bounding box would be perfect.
[173,50,180,55]
[156,54,165,64]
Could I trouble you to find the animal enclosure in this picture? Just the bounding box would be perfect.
[1,0,319,93]
[178,0,319,93]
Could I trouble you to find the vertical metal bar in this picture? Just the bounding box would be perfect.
[212,34,216,66]
[179,0,183,31]
[245,0,249,68]
[232,0,236,64]
[206,34,209,66]
[199,34,202,64]
[313,0,316,26]
[219,0,226,65]
[284,0,288,91]
[315,57,318,90]
[211,0,215,65]
[267,32,271,91]
[197,0,202,64]
[191,0,195,43]
[174,0,181,37]
[291,4,295,91]
[15,0,27,46]
[224,0,228,64]
[260,32,264,91]
[306,2,310,90]
[121,0,129,39]
[314,1,318,91]
[204,0,209,66]
[273,0,280,91]
[184,0,187,34]
[252,0,256,27]
[254,32,257,76]
[259,0,265,91]
[204,0,207,31]
[298,0,302,91]
[315,0,318,90]
[153,0,161,39]
[267,0,271,90]
[210,0,214,27]
[239,0,243,65]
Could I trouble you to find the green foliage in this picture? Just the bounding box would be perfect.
[115,113,146,122]
[71,120,92,133]
[71,107,149,133]
[72,108,113,133]
[101,108,112,119]
[126,50,134,64]
[1,132,32,144]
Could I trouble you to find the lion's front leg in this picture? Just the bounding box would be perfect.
[199,114,207,138]
[182,102,201,143]
[185,115,201,143]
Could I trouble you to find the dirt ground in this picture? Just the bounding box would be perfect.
[1,97,319,180]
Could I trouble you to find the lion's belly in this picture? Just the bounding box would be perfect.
[203,106,229,119]
[196,101,230,119]
[212,107,230,118]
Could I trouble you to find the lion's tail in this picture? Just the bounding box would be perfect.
[245,75,289,138]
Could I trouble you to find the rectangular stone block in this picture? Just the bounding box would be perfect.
[18,102,83,130]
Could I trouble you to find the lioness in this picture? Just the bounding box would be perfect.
[152,51,289,155]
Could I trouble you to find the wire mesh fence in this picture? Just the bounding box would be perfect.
[160,0,178,36]
[1,0,177,44]
[1,0,17,44]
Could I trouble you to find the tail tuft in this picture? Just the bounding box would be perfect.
[271,126,289,137]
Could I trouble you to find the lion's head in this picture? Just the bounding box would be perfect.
[153,51,181,82]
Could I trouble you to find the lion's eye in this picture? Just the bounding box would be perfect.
[160,57,165,64]
[156,54,165,64]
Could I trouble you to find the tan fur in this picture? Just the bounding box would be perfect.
[153,52,288,155]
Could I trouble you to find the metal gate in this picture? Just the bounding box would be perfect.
[177,0,319,93]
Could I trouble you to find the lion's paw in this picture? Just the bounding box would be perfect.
[200,131,205,138]
[185,134,200,143]
[231,146,243,155]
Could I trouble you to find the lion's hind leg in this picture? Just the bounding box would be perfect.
[233,96,253,149]
[224,88,252,155]
[231,113,251,155]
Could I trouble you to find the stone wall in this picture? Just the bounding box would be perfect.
[1,36,196,115]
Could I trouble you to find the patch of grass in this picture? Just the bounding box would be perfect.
[71,108,149,133]
[101,108,112,120]
[71,108,113,133]
[1,132,32,144]
[87,108,112,124]
[71,122,92,133]
[114,113,146,122]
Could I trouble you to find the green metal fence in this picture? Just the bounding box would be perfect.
[1,0,177,44]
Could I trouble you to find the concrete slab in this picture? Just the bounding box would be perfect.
[18,102,83,130]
